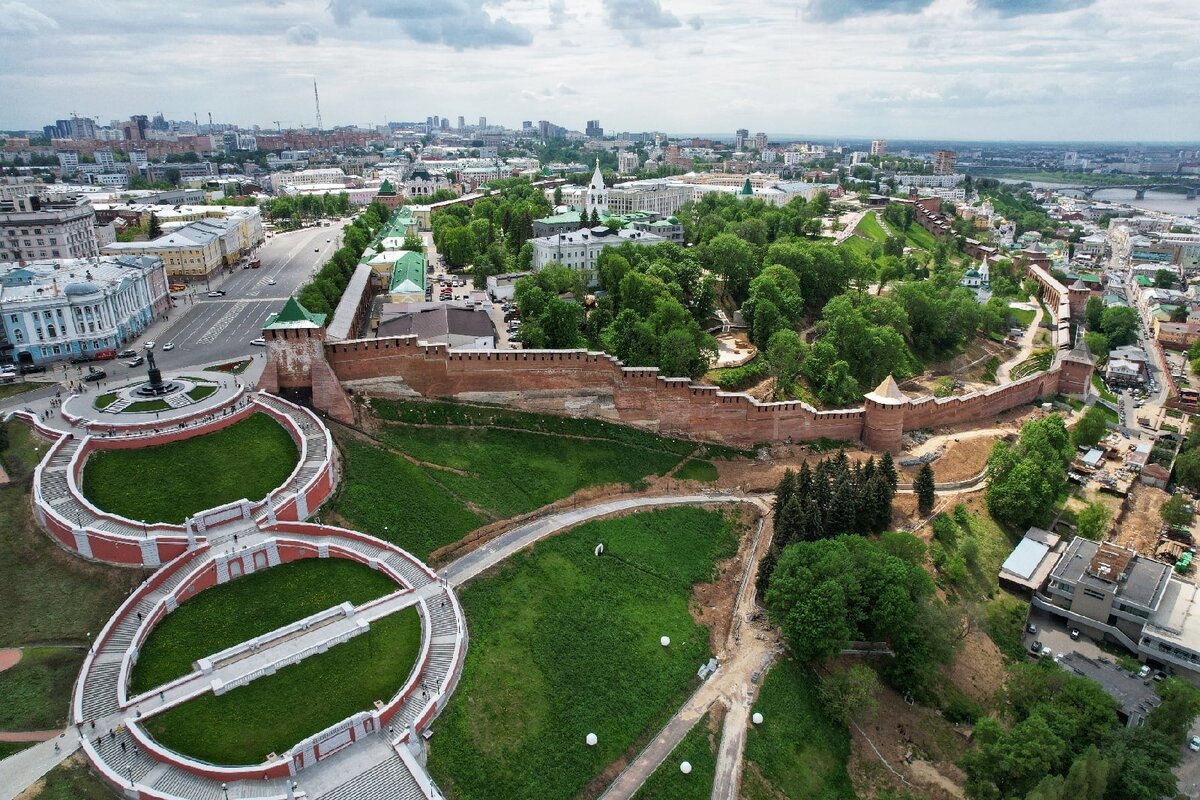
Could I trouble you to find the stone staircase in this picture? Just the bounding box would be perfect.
[313,754,427,800]
[254,394,331,499]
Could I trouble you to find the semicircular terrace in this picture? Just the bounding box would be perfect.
[24,389,466,800]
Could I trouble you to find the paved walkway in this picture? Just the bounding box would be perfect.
[0,734,80,800]
[994,297,1044,384]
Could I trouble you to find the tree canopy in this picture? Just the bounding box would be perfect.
[986,415,1073,529]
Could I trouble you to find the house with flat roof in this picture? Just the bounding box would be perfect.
[999,527,1063,594]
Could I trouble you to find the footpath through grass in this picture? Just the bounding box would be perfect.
[130,558,399,695]
[853,212,889,244]
[81,412,298,524]
[630,712,717,800]
[332,399,744,560]
[0,421,144,647]
[427,507,738,800]
[145,607,421,766]
[742,659,854,800]
[0,647,86,731]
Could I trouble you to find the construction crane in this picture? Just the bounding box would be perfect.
[313,81,322,133]
[274,121,281,132]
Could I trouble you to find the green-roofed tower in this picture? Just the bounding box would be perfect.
[264,296,327,331]
[741,177,753,196]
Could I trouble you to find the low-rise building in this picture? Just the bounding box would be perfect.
[486,271,532,301]
[529,226,668,274]
[0,255,169,365]
[386,251,427,303]
[376,305,496,349]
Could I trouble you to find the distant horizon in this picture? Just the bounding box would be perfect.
[1,2,1196,141]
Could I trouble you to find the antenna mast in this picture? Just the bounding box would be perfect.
[313,81,322,132]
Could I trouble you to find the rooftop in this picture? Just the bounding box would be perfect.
[263,297,326,330]
[1050,537,1172,611]
[377,305,496,343]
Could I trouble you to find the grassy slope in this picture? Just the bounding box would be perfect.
[630,712,717,800]
[0,647,86,730]
[427,507,737,800]
[81,412,298,524]
[130,559,398,694]
[144,608,421,766]
[0,381,41,401]
[741,659,854,800]
[0,422,144,647]
[332,399,709,560]
[854,212,889,244]
[22,755,117,800]
[675,460,718,482]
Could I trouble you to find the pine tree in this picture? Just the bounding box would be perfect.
[828,481,856,536]
[833,449,850,477]
[148,211,162,239]
[756,546,778,597]
[776,495,805,547]
[796,461,813,498]
[802,499,825,541]
[862,456,876,485]
[774,469,797,516]
[879,450,898,492]
[868,473,893,532]
[915,462,936,516]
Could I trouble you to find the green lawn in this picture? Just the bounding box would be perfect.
[902,221,938,252]
[121,399,170,413]
[22,755,116,799]
[130,559,399,695]
[0,381,41,401]
[0,741,36,760]
[94,393,117,410]
[1092,374,1118,403]
[186,385,217,401]
[81,413,298,524]
[854,212,889,244]
[631,712,717,800]
[0,647,85,730]
[741,659,854,800]
[144,608,421,766]
[837,235,878,260]
[375,425,683,520]
[332,402,706,560]
[1009,306,1036,327]
[0,422,145,647]
[332,436,487,560]
[675,460,718,482]
[427,507,738,800]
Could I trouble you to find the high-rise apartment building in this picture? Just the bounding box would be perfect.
[479,116,487,129]
[933,149,956,175]
[586,120,604,138]
[734,128,749,151]
[457,116,465,130]
[871,139,887,156]
[754,132,768,151]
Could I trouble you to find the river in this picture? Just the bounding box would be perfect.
[1020,180,1200,217]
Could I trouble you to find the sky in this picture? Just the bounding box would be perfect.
[0,0,1197,142]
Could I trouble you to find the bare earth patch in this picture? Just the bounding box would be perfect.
[944,627,1007,705]
[1112,482,1171,555]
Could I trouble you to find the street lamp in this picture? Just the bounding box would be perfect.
[222,783,228,800]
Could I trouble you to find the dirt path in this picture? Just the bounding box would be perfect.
[994,297,1043,384]
[0,649,20,673]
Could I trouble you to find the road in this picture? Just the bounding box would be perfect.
[142,219,352,371]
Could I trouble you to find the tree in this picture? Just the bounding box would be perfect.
[1071,404,1109,448]
[1083,331,1109,361]
[820,664,880,724]
[986,415,1073,529]
[1075,502,1112,540]
[1161,493,1193,528]
[147,212,162,239]
[915,462,936,515]
[1175,449,1200,492]
[553,186,563,206]
[1147,678,1200,744]
[402,232,424,252]
[700,232,758,301]
[1154,268,1176,289]
[766,329,807,398]
[1099,306,1139,347]
[1084,295,1104,331]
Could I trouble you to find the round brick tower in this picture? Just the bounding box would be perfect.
[862,375,908,452]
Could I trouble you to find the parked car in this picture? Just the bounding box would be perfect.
[126,356,145,367]
[19,363,46,375]
[1070,628,1081,640]
[162,342,175,351]
[117,349,137,358]
[70,355,91,365]
[1026,623,1038,635]
[1190,735,1200,752]
[1138,665,1152,679]
[250,337,266,346]
[1030,641,1043,654]
[267,278,277,285]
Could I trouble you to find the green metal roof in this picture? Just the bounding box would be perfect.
[536,210,582,225]
[389,250,427,294]
[264,297,326,330]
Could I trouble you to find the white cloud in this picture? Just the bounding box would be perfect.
[327,0,532,48]
[0,2,58,36]
[285,23,319,46]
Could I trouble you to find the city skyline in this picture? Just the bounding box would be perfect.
[0,0,1197,141]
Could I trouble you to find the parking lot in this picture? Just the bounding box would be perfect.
[1024,607,1161,725]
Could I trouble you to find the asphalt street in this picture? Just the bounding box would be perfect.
[137,218,351,371]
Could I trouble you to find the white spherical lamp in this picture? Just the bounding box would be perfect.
[586,733,598,747]
[680,761,692,774]
[752,712,763,725]
[660,636,671,647]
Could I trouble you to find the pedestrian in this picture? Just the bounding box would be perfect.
[120,741,126,752]
[109,728,115,740]
[54,741,60,753]
[90,720,95,730]
[159,691,165,701]
[137,611,143,621]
